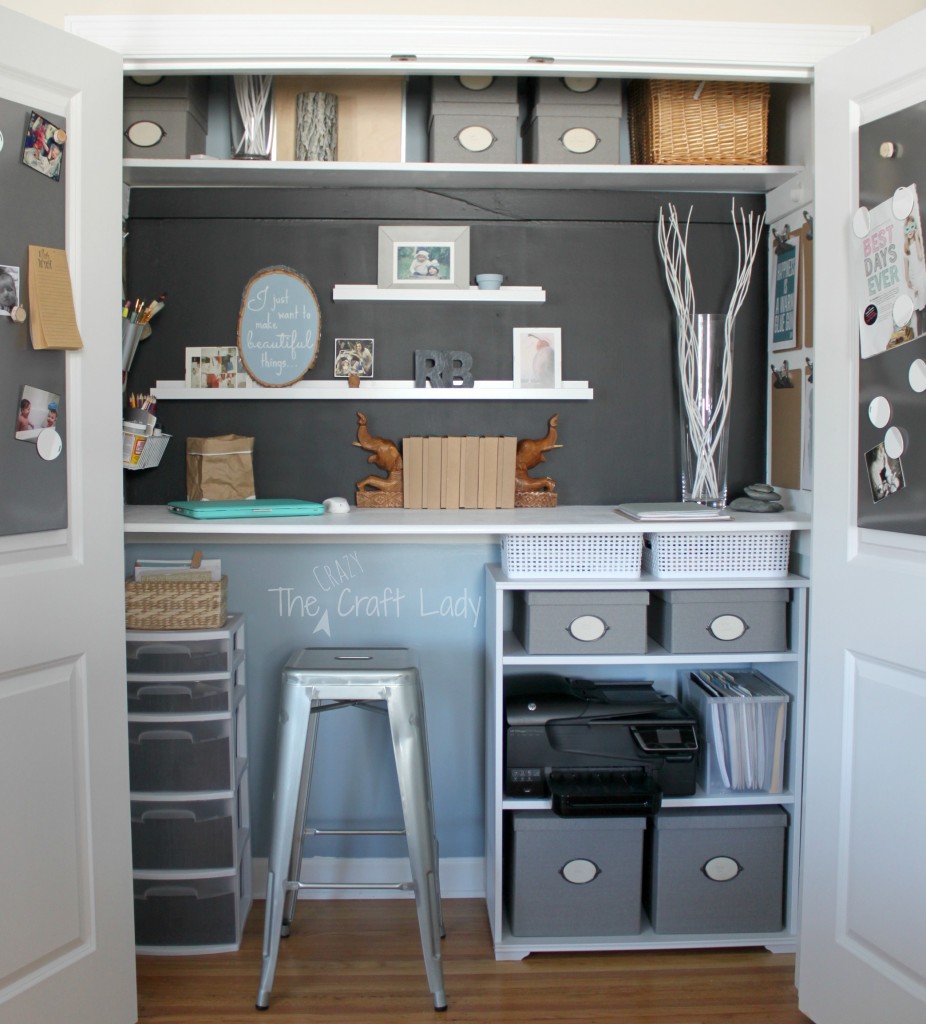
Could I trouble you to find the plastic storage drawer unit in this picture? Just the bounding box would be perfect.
[649,588,789,654]
[128,716,236,792]
[508,810,645,936]
[646,806,787,934]
[515,590,649,655]
[133,875,239,948]
[130,796,237,871]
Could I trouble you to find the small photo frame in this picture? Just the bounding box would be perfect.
[377,225,470,289]
[0,264,21,316]
[865,441,905,503]
[15,384,60,442]
[334,338,375,378]
[513,328,562,389]
[22,111,65,182]
[185,346,250,389]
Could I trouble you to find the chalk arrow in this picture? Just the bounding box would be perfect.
[313,609,331,637]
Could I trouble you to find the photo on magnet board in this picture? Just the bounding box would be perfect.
[15,384,60,442]
[512,327,562,389]
[865,441,905,503]
[0,264,20,315]
[334,338,374,378]
[22,111,64,182]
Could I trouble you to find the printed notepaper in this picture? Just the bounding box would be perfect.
[28,245,83,350]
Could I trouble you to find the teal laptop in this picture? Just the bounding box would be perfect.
[167,499,326,520]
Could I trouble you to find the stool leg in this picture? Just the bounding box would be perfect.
[386,681,447,1011]
[257,682,313,1011]
[281,706,321,937]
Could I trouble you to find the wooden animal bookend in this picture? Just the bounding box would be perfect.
[515,414,562,508]
[353,411,404,508]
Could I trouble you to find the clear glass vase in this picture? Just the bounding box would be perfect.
[678,313,732,508]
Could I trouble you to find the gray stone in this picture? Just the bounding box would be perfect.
[744,483,781,500]
[730,497,784,513]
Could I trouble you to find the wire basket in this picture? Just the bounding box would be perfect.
[123,431,170,471]
[502,533,643,579]
[628,80,769,166]
[643,531,791,578]
[125,576,228,630]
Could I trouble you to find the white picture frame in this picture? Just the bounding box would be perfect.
[377,225,470,289]
[334,337,375,378]
[513,327,562,389]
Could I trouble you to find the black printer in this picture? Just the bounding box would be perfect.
[505,676,698,813]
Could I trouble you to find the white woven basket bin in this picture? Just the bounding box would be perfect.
[643,530,791,578]
[502,533,643,579]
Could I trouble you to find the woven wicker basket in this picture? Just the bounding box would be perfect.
[125,576,228,630]
[628,80,769,166]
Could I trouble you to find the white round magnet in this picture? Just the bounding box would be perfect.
[0,128,4,154]
[852,206,871,238]
[884,426,905,460]
[892,292,915,328]
[868,396,892,428]
[892,186,916,220]
[909,358,926,393]
[36,427,62,461]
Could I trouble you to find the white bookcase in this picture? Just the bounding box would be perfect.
[484,558,809,960]
[125,613,252,954]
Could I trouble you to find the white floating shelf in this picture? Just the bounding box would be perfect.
[151,379,592,401]
[333,284,545,302]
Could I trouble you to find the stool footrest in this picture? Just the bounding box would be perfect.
[307,827,406,837]
[289,880,415,892]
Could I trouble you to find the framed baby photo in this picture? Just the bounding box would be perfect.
[0,265,21,316]
[334,338,375,378]
[513,328,562,389]
[22,111,65,182]
[377,225,469,289]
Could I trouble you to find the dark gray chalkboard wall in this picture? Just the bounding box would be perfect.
[123,187,768,505]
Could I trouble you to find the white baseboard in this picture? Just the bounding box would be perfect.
[251,855,485,900]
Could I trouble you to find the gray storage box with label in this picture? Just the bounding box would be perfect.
[429,75,520,163]
[123,76,209,159]
[509,811,645,936]
[516,590,649,655]
[523,76,622,164]
[649,588,788,654]
[646,806,787,934]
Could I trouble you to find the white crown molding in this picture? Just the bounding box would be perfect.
[66,15,869,80]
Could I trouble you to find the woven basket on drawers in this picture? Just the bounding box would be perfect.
[125,576,228,630]
[628,80,770,166]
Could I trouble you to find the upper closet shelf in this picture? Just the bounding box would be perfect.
[122,159,803,194]
[333,285,545,302]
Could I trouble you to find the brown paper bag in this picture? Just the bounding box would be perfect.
[186,435,255,500]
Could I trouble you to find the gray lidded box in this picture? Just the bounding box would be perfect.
[646,806,787,934]
[515,590,649,655]
[123,75,210,121]
[509,811,645,936]
[524,76,622,165]
[648,588,788,654]
[429,75,520,163]
[124,97,208,159]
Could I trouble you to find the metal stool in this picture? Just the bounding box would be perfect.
[256,647,446,1011]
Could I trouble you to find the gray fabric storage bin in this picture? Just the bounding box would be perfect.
[524,77,622,164]
[646,806,787,934]
[648,588,788,654]
[509,811,645,936]
[429,75,520,163]
[515,590,649,655]
[123,97,207,159]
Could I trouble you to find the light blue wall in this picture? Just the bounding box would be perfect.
[125,540,497,858]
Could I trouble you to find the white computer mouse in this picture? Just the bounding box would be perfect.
[323,496,351,513]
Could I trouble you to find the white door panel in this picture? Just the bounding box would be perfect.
[0,6,135,1023]
[801,9,926,1023]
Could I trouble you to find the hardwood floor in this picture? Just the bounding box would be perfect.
[136,899,811,1024]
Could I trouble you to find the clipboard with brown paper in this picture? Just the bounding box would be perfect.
[28,244,84,350]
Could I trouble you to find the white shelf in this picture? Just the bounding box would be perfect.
[123,159,804,194]
[333,284,545,302]
[151,379,593,401]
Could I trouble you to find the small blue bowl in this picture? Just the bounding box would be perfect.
[475,274,504,290]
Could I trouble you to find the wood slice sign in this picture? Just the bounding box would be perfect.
[237,266,321,386]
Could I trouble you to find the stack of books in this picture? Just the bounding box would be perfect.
[403,435,517,509]
[133,553,222,582]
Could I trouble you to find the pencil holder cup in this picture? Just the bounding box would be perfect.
[678,313,732,508]
[122,318,144,391]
